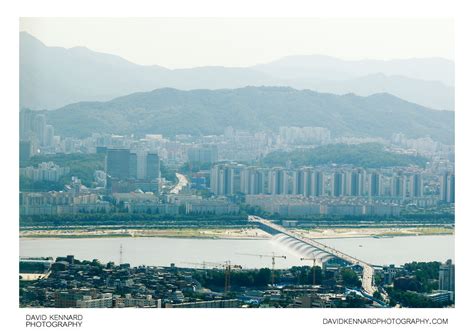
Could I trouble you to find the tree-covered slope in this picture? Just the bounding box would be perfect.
[262,143,428,168]
[43,86,454,144]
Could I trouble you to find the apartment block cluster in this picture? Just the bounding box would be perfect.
[278,126,331,145]
[246,195,402,217]
[187,145,218,166]
[20,177,111,216]
[20,162,70,182]
[112,192,238,216]
[102,146,238,216]
[210,163,454,217]
[20,110,59,161]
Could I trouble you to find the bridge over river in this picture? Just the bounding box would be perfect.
[249,215,376,295]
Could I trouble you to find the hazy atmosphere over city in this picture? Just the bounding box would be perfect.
[19,17,455,312]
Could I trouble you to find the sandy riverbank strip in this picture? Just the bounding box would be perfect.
[20,226,453,239]
[292,226,454,239]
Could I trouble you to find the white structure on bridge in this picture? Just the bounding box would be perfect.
[249,215,376,295]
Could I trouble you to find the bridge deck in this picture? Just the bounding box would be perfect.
[249,215,376,295]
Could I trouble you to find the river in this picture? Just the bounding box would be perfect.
[20,234,454,268]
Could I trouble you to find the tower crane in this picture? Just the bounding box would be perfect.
[237,252,286,286]
[180,261,241,293]
[300,257,319,286]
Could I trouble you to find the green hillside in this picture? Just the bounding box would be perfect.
[42,86,454,144]
[262,143,428,168]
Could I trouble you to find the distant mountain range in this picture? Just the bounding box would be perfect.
[44,86,454,144]
[20,32,454,110]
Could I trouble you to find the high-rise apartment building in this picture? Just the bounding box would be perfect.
[408,173,424,198]
[439,259,455,292]
[20,109,56,148]
[210,163,244,196]
[390,173,407,198]
[241,167,266,195]
[439,172,455,203]
[331,172,344,197]
[44,125,55,147]
[345,169,365,196]
[269,167,289,195]
[368,172,382,197]
[292,168,308,196]
[311,170,325,197]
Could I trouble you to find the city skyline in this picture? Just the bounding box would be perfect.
[18,16,455,311]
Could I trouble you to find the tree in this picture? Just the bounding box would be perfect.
[255,268,272,286]
[340,268,362,288]
[373,291,382,300]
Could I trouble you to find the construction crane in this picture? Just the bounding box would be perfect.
[300,257,319,286]
[180,261,242,293]
[237,252,286,286]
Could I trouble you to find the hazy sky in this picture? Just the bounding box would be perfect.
[20,18,454,69]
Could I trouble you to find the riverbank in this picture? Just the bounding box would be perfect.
[294,226,454,239]
[20,228,271,239]
[20,226,454,239]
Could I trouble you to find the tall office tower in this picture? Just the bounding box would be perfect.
[368,172,382,197]
[311,170,325,197]
[129,152,138,179]
[408,173,424,198]
[269,167,289,195]
[345,170,364,196]
[440,172,455,203]
[331,171,345,197]
[105,149,131,179]
[146,153,161,180]
[136,152,147,180]
[439,259,455,292]
[390,173,407,198]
